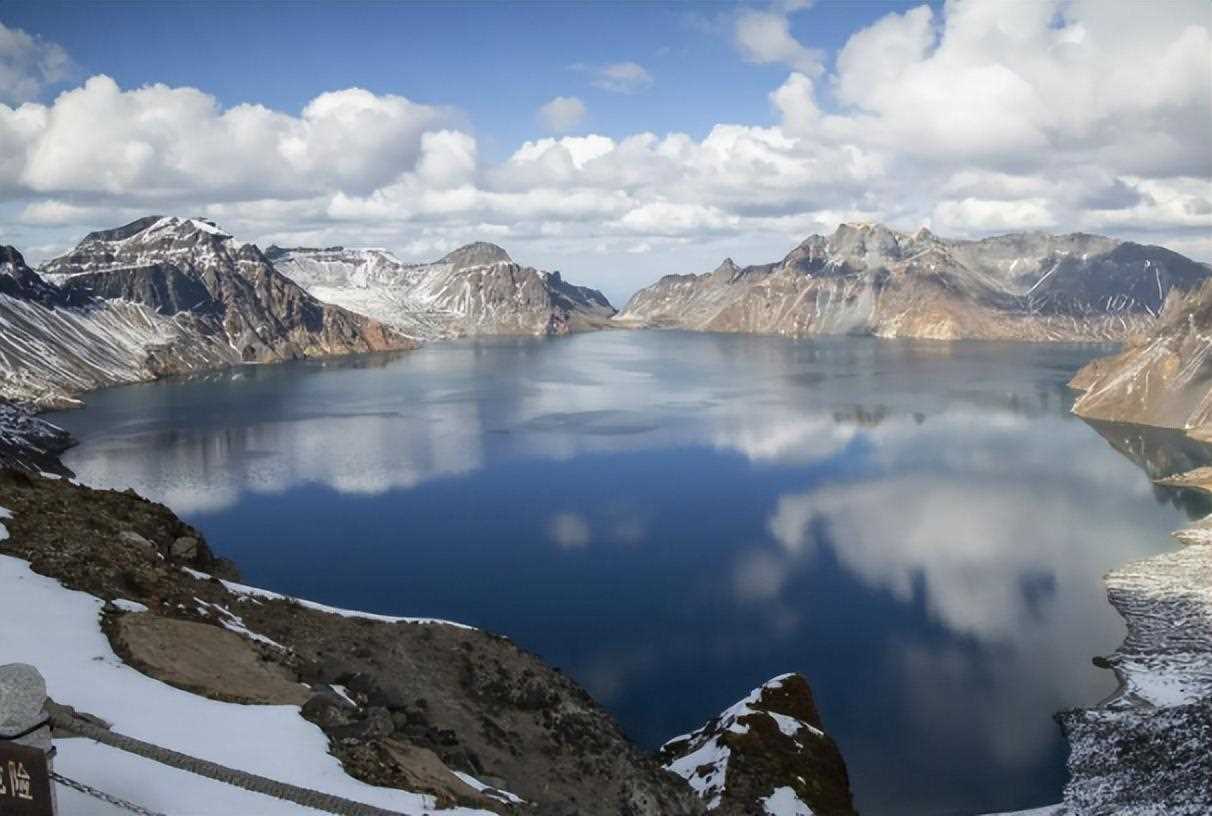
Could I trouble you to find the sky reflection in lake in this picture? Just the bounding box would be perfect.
[55,331,1195,815]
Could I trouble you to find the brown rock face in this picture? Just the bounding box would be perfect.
[617,223,1210,343]
[660,673,856,815]
[1071,278,1212,431]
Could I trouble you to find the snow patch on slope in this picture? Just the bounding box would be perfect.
[0,554,492,815]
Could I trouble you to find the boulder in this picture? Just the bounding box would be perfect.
[118,530,155,557]
[170,536,199,561]
[0,663,51,753]
[111,614,308,705]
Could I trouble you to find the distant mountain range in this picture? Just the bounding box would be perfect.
[0,216,613,408]
[3,216,1211,412]
[266,241,615,339]
[616,223,1210,342]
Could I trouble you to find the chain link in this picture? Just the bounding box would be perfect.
[51,770,168,816]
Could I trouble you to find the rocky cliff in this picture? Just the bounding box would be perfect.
[1071,278,1212,433]
[267,242,615,339]
[617,224,1209,342]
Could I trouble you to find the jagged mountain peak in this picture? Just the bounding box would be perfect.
[441,241,513,270]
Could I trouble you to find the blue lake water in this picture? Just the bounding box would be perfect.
[54,331,1196,815]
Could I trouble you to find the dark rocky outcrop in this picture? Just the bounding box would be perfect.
[0,401,74,476]
[617,223,1210,342]
[660,674,856,815]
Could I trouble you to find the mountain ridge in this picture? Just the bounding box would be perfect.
[616,223,1210,342]
[268,241,615,339]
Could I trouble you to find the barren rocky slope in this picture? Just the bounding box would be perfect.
[1071,278,1212,432]
[617,224,1209,342]
[268,242,615,339]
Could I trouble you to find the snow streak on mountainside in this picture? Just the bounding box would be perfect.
[1,244,238,408]
[1071,278,1212,432]
[617,224,1210,342]
[267,242,615,339]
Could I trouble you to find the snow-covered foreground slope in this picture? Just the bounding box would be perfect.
[269,242,615,339]
[0,553,494,815]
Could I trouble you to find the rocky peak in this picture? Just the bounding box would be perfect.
[827,222,906,260]
[660,673,856,815]
[710,258,742,282]
[441,242,513,270]
[41,216,253,280]
[0,245,74,307]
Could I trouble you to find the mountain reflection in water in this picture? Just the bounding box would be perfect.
[54,331,1194,815]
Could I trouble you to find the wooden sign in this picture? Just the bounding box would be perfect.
[0,742,53,816]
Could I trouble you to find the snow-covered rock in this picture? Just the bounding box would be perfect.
[268,241,615,339]
[616,224,1210,342]
[660,674,855,815]
[1054,441,1212,814]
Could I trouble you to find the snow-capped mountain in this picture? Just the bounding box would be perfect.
[1,243,238,408]
[267,241,615,339]
[42,216,410,363]
[616,224,1211,342]
[0,217,413,408]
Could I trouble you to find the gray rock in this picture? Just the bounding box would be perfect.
[170,536,199,561]
[0,663,51,753]
[301,690,356,729]
[118,530,154,556]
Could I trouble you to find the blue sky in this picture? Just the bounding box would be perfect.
[0,0,1208,303]
[2,1,917,158]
